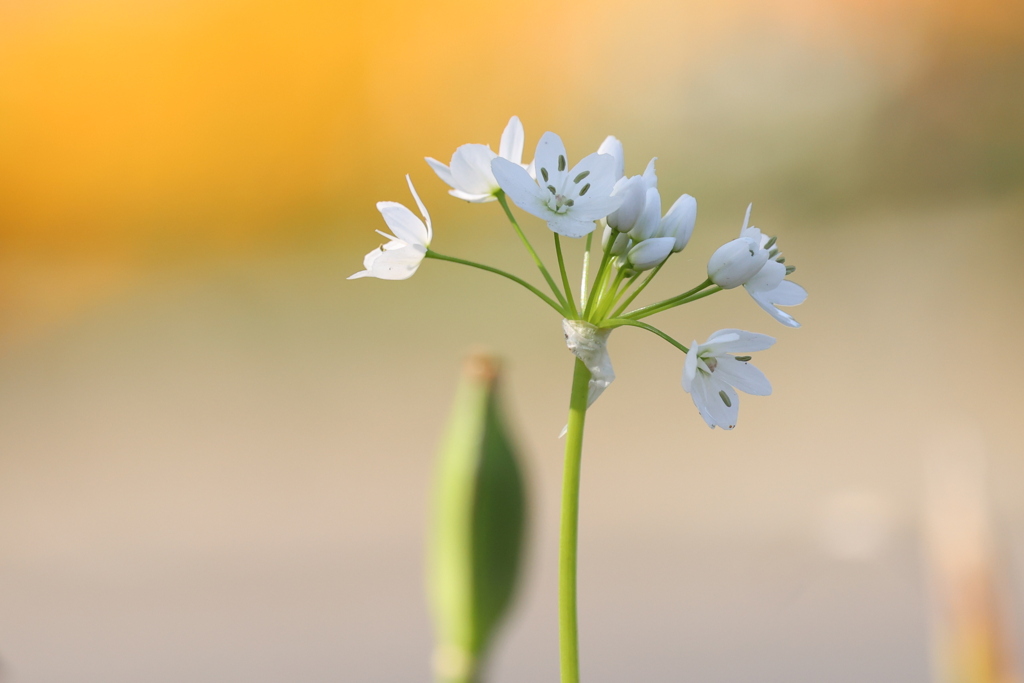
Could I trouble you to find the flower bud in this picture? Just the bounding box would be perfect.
[659,194,697,252]
[597,135,624,180]
[627,236,674,271]
[601,224,632,256]
[628,187,661,242]
[606,176,646,232]
[707,237,769,288]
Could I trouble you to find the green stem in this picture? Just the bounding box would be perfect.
[560,357,590,683]
[593,269,626,322]
[554,234,578,317]
[582,237,614,320]
[425,250,565,315]
[622,279,716,320]
[602,318,690,353]
[580,233,593,310]
[610,263,662,318]
[497,193,568,309]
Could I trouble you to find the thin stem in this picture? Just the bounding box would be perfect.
[621,278,715,320]
[602,318,690,353]
[425,250,565,315]
[624,285,721,320]
[580,233,593,311]
[560,357,590,683]
[554,234,578,318]
[582,237,614,320]
[610,263,662,318]
[593,269,627,322]
[497,193,568,309]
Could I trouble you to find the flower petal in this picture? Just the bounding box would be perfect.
[425,157,455,188]
[626,236,674,271]
[597,135,624,179]
[749,289,802,328]
[534,132,570,189]
[348,242,426,281]
[546,212,598,238]
[769,279,807,306]
[682,343,700,392]
[491,157,550,219]
[642,158,658,189]
[704,329,776,354]
[745,259,785,293]
[449,144,498,195]
[450,189,497,203]
[376,201,429,247]
[713,356,772,396]
[499,116,525,164]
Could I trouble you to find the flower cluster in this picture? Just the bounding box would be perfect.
[351,117,807,429]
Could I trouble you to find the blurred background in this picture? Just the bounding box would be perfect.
[1,0,1023,681]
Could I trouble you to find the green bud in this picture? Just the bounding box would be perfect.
[429,354,527,683]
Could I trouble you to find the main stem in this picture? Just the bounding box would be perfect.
[560,357,590,683]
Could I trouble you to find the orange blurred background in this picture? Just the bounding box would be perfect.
[0,0,1022,681]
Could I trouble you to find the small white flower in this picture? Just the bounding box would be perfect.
[707,204,769,288]
[348,175,432,281]
[606,175,647,233]
[743,240,807,328]
[425,116,528,203]
[492,132,622,238]
[628,187,662,242]
[682,329,775,430]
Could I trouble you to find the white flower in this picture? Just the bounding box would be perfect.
[491,132,622,238]
[606,175,647,232]
[348,175,432,281]
[707,204,769,288]
[658,194,697,253]
[425,116,527,203]
[682,329,775,430]
[743,240,807,328]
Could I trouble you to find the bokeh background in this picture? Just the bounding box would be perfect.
[1,0,1023,681]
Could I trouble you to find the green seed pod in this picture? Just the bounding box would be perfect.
[428,354,527,683]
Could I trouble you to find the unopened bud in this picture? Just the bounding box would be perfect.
[659,194,697,252]
[626,236,674,271]
[606,176,647,232]
[628,187,662,242]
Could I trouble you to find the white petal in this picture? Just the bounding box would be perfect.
[405,175,431,242]
[449,189,497,203]
[713,356,772,396]
[449,144,498,195]
[348,242,426,281]
[744,259,786,293]
[660,194,697,252]
[704,329,776,354]
[769,279,807,306]
[740,203,752,232]
[749,289,802,328]
[534,132,570,189]
[425,157,455,188]
[629,187,661,241]
[565,152,617,199]
[546,212,597,238]
[499,116,525,164]
[376,201,429,247]
[682,344,700,392]
[569,194,623,222]
[642,158,658,189]
[491,157,550,219]
[597,135,624,179]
